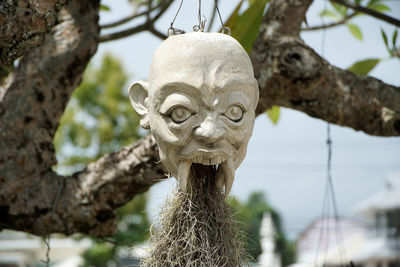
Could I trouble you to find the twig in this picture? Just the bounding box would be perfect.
[330,0,400,27]
[99,0,173,43]
[302,12,357,31]
[100,0,164,29]
[146,0,151,21]
[100,24,148,42]
[149,26,168,40]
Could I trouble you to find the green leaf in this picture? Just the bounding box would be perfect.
[228,0,269,53]
[367,0,381,8]
[392,29,398,49]
[224,0,245,31]
[319,9,339,20]
[100,4,111,11]
[381,28,389,49]
[347,23,363,41]
[266,106,280,124]
[368,3,390,12]
[348,58,380,75]
[331,2,347,16]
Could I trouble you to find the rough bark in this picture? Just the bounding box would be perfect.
[0,135,165,237]
[0,0,400,238]
[251,0,400,136]
[0,0,67,67]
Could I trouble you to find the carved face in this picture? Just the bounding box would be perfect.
[129,32,259,195]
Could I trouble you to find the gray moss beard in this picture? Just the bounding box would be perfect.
[142,163,250,267]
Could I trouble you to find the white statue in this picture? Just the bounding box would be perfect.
[129,32,259,196]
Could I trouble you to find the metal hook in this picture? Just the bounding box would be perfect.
[220,27,231,35]
[167,26,186,36]
[193,16,207,32]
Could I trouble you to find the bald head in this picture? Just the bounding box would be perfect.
[149,32,256,93]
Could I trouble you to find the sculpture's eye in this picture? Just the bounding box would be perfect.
[224,105,244,122]
[170,107,192,123]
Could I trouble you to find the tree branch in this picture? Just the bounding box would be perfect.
[302,12,357,31]
[0,0,67,66]
[330,0,400,27]
[0,135,166,237]
[251,0,400,136]
[149,26,168,40]
[99,0,173,43]
[1,0,400,239]
[100,1,159,29]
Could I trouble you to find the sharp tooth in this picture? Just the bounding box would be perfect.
[215,165,225,189]
[177,160,191,193]
[222,158,235,196]
[215,158,235,196]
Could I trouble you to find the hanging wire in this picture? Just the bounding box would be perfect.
[327,123,349,267]
[193,0,206,32]
[41,235,51,267]
[214,0,230,34]
[167,0,186,36]
[167,0,230,36]
[313,2,350,266]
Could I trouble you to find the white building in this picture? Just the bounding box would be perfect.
[291,174,400,267]
[0,230,92,267]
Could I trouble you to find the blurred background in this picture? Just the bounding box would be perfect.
[1,0,399,266]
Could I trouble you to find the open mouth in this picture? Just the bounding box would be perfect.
[177,157,234,197]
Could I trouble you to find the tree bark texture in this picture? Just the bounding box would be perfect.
[0,0,399,237]
[0,0,67,67]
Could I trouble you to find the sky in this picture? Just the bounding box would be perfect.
[97,0,400,239]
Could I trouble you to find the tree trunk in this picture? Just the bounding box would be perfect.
[0,0,399,237]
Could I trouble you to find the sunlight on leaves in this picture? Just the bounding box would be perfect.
[348,58,380,75]
[225,0,269,53]
[266,106,280,125]
[319,9,339,20]
[347,23,363,41]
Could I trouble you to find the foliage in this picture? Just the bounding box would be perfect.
[381,28,399,58]
[348,58,380,75]
[228,192,294,265]
[320,0,391,42]
[53,54,141,174]
[225,0,269,54]
[52,54,148,266]
[81,194,150,267]
[266,106,280,125]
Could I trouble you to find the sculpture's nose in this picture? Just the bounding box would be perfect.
[194,117,224,143]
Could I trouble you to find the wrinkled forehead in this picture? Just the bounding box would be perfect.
[148,32,256,91]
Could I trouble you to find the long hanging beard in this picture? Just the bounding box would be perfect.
[141,164,250,267]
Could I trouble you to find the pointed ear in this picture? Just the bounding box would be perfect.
[128,81,150,129]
